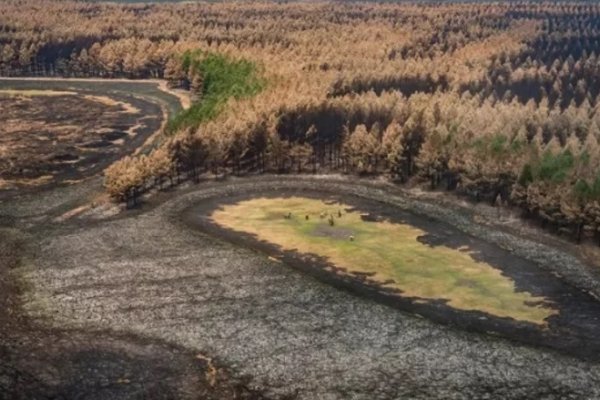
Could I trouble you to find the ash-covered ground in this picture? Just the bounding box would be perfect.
[3,176,600,399]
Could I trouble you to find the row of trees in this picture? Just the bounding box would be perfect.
[4,0,600,244]
[0,38,194,78]
[104,88,600,243]
[464,12,600,108]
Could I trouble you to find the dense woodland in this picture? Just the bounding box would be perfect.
[3,1,600,244]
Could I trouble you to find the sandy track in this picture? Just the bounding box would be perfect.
[0,77,190,110]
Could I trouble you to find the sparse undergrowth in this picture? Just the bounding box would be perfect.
[2,0,599,245]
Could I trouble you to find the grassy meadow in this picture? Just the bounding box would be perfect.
[211,196,556,325]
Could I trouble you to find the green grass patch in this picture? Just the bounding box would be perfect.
[167,51,265,133]
[211,196,556,324]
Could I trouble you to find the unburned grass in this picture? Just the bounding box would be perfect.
[211,196,556,325]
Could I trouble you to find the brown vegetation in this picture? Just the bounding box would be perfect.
[3,1,600,243]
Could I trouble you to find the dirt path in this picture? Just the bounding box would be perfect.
[3,176,600,399]
[0,77,191,111]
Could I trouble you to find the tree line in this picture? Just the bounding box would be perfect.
[3,1,600,244]
[105,85,600,244]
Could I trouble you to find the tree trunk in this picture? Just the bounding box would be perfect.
[576,221,583,244]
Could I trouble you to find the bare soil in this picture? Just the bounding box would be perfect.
[0,79,270,400]
[311,224,355,240]
[3,175,600,399]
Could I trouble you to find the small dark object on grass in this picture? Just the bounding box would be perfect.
[306,215,309,220]
[284,212,292,219]
[349,235,355,241]
[328,215,335,226]
[338,210,342,218]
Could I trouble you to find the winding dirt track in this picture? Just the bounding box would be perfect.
[4,175,600,399]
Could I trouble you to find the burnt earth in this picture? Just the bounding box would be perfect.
[0,78,182,196]
[186,188,600,362]
[0,77,269,399]
[0,93,159,190]
[2,175,600,400]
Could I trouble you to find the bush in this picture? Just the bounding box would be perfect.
[574,174,600,201]
[537,150,574,183]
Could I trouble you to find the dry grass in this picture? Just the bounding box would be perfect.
[0,174,54,189]
[0,89,76,97]
[158,81,191,110]
[0,91,151,188]
[211,196,557,325]
[83,95,140,114]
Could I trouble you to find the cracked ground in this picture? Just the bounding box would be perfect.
[2,176,600,399]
